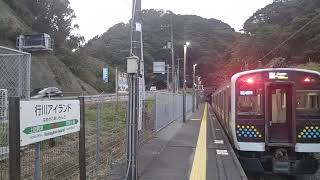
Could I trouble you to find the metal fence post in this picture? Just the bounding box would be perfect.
[196,90,199,110]
[95,102,101,177]
[9,97,20,180]
[34,143,41,180]
[115,67,119,104]
[79,97,86,180]
[154,92,157,131]
[183,92,186,123]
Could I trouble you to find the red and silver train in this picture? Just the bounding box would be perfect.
[211,68,320,175]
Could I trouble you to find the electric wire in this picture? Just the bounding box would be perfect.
[246,11,320,68]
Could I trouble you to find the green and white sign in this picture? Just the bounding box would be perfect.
[20,100,80,146]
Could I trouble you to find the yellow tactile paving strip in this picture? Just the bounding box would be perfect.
[189,103,207,180]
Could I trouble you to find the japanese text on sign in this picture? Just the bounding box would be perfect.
[20,100,80,146]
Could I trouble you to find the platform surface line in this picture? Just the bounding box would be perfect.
[189,103,207,180]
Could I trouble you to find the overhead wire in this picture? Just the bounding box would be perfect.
[246,11,320,68]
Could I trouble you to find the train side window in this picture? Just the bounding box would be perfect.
[281,90,286,109]
[237,88,263,115]
[271,89,287,123]
[297,91,320,116]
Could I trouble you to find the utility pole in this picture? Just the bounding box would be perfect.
[115,67,119,104]
[166,64,170,92]
[170,14,175,93]
[183,42,190,123]
[176,58,183,93]
[192,64,197,112]
[126,0,143,179]
[160,12,175,92]
[126,56,138,180]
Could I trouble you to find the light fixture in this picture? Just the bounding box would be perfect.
[304,77,311,82]
[246,77,254,84]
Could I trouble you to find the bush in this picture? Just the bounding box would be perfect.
[297,63,320,72]
[268,57,289,68]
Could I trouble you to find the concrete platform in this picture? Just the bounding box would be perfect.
[138,103,247,180]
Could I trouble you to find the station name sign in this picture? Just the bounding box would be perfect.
[20,100,80,146]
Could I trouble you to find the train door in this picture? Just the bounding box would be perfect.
[266,84,295,145]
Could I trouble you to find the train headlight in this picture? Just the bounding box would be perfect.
[246,77,254,84]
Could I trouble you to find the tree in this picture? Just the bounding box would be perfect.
[268,57,289,68]
[26,0,82,47]
[82,9,236,88]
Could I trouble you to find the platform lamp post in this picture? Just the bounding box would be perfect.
[196,76,201,109]
[183,42,190,123]
[192,64,197,112]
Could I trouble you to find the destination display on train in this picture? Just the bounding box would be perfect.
[269,72,288,80]
[20,100,80,146]
[239,90,254,96]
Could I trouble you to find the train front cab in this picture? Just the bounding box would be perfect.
[234,69,320,175]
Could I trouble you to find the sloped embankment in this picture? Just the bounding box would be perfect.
[31,53,98,95]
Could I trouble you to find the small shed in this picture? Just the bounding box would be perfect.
[16,33,53,52]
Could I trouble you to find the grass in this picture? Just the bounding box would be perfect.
[85,102,127,132]
[145,100,154,115]
[0,122,8,147]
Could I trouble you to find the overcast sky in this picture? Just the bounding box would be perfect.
[69,0,273,41]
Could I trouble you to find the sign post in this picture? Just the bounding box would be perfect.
[153,62,166,74]
[9,97,20,180]
[118,72,129,94]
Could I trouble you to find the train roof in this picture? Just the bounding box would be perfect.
[231,68,320,83]
[214,68,320,94]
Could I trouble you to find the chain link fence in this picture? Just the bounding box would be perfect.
[0,91,193,179]
[85,100,127,179]
[20,131,80,180]
[82,97,155,179]
[0,46,31,99]
[16,96,155,180]
[0,46,31,180]
[146,92,193,132]
[0,89,8,180]
[0,46,193,180]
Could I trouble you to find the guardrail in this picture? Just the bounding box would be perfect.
[53,91,156,104]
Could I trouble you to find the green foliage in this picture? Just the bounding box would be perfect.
[3,0,33,26]
[0,122,8,146]
[3,0,320,91]
[219,0,320,89]
[0,19,24,42]
[297,62,320,72]
[268,57,289,68]
[82,9,236,88]
[240,0,320,63]
[85,103,126,132]
[26,0,79,47]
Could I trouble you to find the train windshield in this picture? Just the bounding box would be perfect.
[296,91,320,116]
[237,88,263,115]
